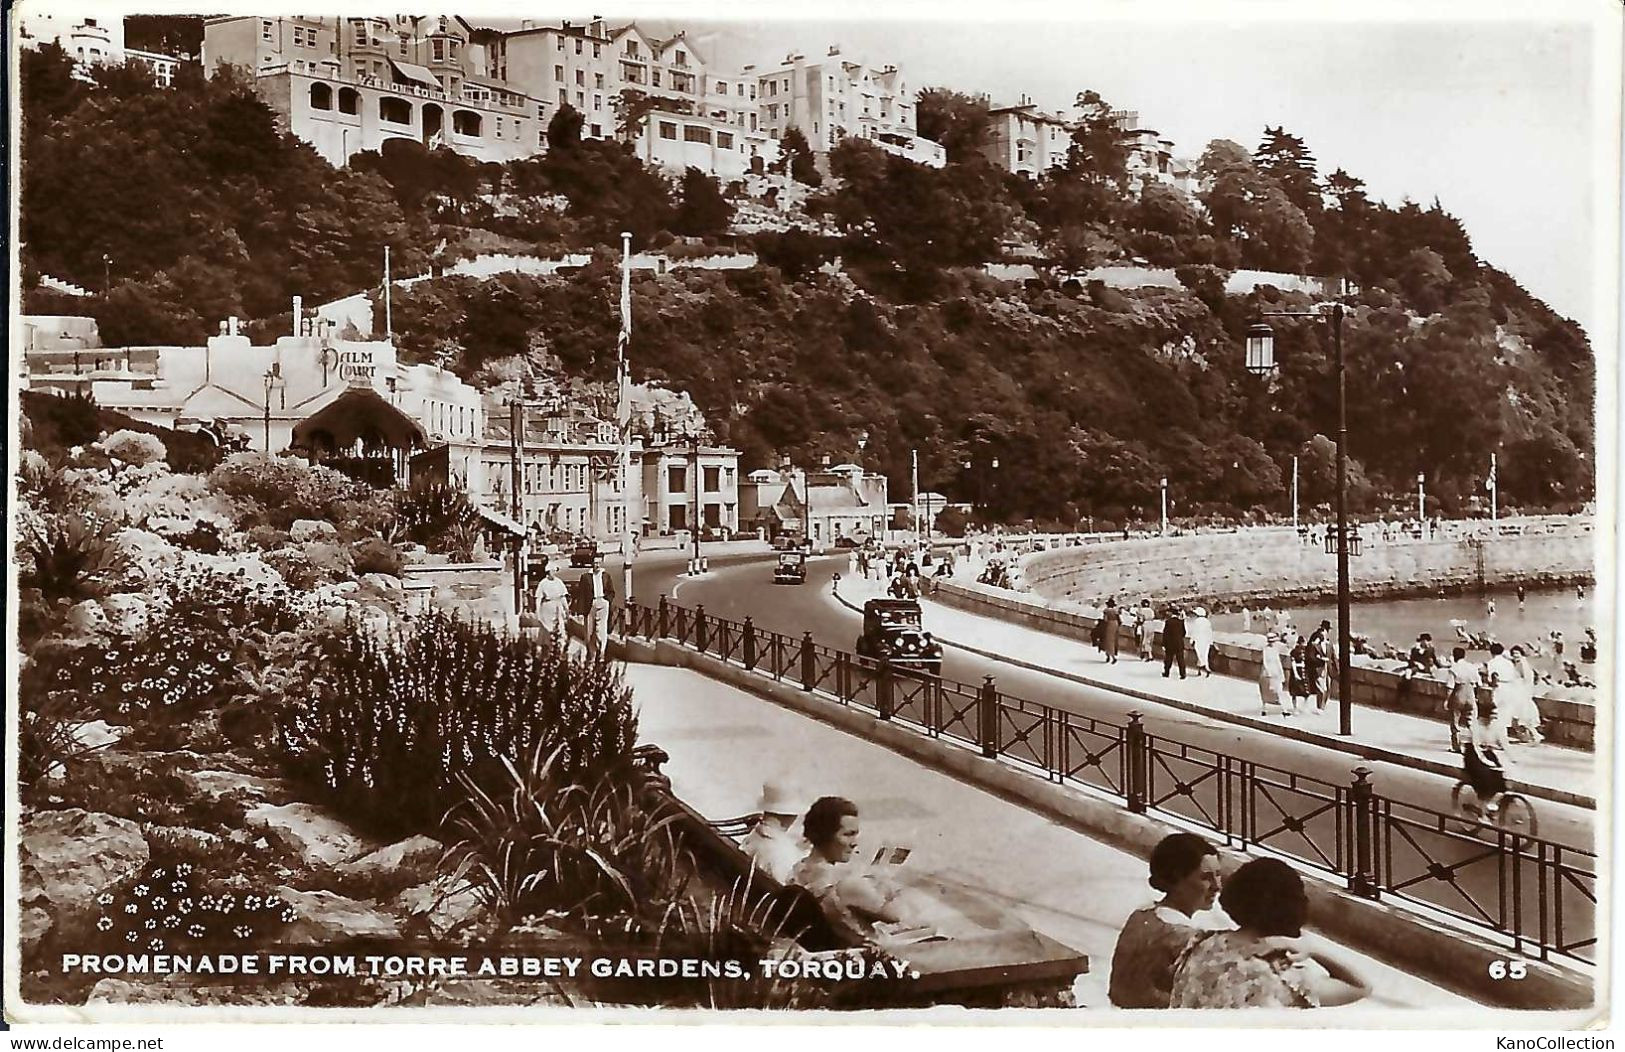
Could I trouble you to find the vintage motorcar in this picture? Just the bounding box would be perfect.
[773,550,807,584]
[772,533,804,552]
[570,538,600,567]
[855,598,943,677]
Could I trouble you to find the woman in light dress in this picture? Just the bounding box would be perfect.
[1187,606,1215,677]
[1170,859,1370,1009]
[1258,632,1287,716]
[1500,645,1544,743]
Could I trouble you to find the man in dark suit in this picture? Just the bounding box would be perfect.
[574,555,616,661]
[1161,604,1188,680]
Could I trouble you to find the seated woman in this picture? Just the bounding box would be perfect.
[788,796,904,931]
[1108,833,1221,1009]
[1171,858,1370,1009]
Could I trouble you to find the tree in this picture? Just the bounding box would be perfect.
[611,89,660,142]
[1063,90,1130,186]
[672,167,733,237]
[914,87,993,163]
[1253,126,1320,216]
[1196,139,1312,272]
[548,104,584,151]
[779,127,822,187]
[1297,434,1377,511]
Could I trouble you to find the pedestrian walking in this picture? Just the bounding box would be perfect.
[1486,597,1496,618]
[1503,645,1543,743]
[1136,600,1156,661]
[1102,598,1122,664]
[573,555,616,662]
[1188,606,1214,677]
[1286,639,1310,716]
[533,560,570,650]
[1161,605,1188,680]
[1516,585,1527,609]
[1241,606,1253,633]
[1443,646,1481,753]
[1306,620,1333,714]
[1259,632,1287,717]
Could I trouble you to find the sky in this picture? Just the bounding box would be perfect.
[459,0,1615,339]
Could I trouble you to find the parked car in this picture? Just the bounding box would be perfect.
[773,533,804,552]
[701,526,733,542]
[833,535,862,550]
[570,538,600,567]
[855,598,943,677]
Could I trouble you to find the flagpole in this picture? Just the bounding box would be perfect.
[384,245,392,339]
[1490,452,1498,523]
[912,449,920,551]
[618,232,634,608]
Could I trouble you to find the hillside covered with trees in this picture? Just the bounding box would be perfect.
[18,42,1594,522]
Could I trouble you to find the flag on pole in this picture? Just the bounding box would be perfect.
[616,239,632,435]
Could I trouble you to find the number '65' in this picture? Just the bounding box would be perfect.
[1489,960,1528,980]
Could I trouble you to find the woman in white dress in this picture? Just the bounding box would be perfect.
[1188,607,1215,677]
[1258,632,1287,716]
[533,562,570,649]
[1501,645,1544,743]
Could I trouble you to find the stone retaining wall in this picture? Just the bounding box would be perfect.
[932,579,1595,751]
[1022,524,1596,610]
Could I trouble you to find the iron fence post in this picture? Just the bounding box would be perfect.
[658,594,669,638]
[695,605,708,652]
[1126,711,1148,813]
[743,617,757,670]
[1349,766,1379,899]
[877,661,895,720]
[978,675,998,758]
[800,632,817,691]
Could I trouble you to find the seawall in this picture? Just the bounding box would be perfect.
[1021,522,1595,611]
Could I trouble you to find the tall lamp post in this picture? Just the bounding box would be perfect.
[687,424,704,575]
[1292,455,1300,530]
[1417,472,1426,525]
[1160,477,1169,536]
[1246,305,1359,737]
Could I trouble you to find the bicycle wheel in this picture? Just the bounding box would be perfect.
[1495,794,1538,837]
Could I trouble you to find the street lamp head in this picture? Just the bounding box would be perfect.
[1244,322,1276,376]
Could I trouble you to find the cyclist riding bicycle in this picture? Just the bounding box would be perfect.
[1460,699,1513,818]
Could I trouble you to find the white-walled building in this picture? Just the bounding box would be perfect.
[21,312,484,484]
[748,46,944,169]
[203,15,541,166]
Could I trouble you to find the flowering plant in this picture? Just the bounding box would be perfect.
[280,610,637,837]
[90,863,294,955]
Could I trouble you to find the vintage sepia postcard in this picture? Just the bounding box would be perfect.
[5,0,1618,1036]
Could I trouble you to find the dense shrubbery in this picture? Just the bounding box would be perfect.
[207,453,375,531]
[279,611,637,837]
[392,480,480,555]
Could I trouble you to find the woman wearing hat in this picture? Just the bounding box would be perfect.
[1188,606,1214,677]
[742,782,810,884]
[1258,631,1287,717]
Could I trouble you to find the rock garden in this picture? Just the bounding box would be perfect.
[13,393,825,1011]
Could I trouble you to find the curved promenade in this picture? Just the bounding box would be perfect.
[1020,519,1595,611]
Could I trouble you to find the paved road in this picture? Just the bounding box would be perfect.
[626,554,1597,963]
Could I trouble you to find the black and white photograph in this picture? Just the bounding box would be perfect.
[4,0,1616,1034]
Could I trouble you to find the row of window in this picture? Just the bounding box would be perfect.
[656,121,737,150]
[666,465,731,492]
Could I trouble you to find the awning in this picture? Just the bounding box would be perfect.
[291,388,427,450]
[389,59,440,88]
[474,504,526,538]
